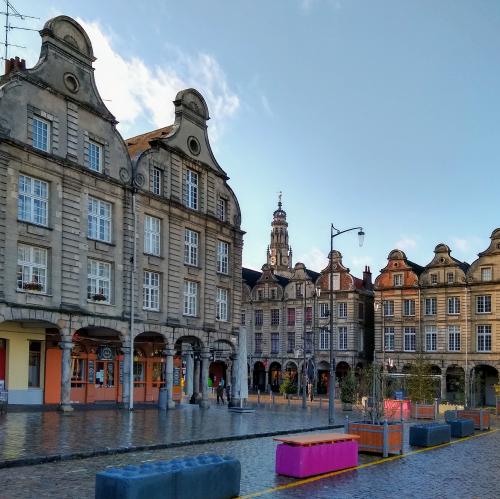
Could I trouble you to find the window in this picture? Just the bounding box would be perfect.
[257,289,264,301]
[481,267,492,282]
[384,327,395,351]
[383,300,394,317]
[17,244,47,293]
[448,325,460,351]
[476,295,491,314]
[217,197,226,221]
[425,325,437,352]
[255,309,263,326]
[338,302,347,318]
[403,299,415,316]
[296,283,303,298]
[240,310,246,326]
[339,326,348,350]
[404,327,416,352]
[143,271,160,311]
[32,116,50,152]
[184,229,198,266]
[331,273,340,290]
[271,333,279,354]
[319,328,330,350]
[87,259,111,303]
[287,308,295,326]
[358,302,365,320]
[88,197,111,242]
[287,332,295,353]
[18,174,48,226]
[393,274,403,287]
[425,298,437,316]
[28,341,41,387]
[216,288,228,321]
[271,309,280,326]
[183,280,198,316]
[319,303,330,318]
[305,306,313,324]
[447,297,460,315]
[217,240,229,274]
[305,332,313,352]
[255,333,262,354]
[144,215,161,256]
[270,288,277,300]
[151,167,162,196]
[88,140,102,172]
[477,325,492,352]
[430,273,438,285]
[447,272,455,284]
[186,169,198,209]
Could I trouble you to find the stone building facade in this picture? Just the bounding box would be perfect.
[0,16,243,408]
[374,229,500,406]
[242,200,374,395]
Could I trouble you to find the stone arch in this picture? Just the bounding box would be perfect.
[252,361,266,391]
[445,365,465,404]
[335,361,351,380]
[316,361,330,395]
[269,361,282,392]
[470,364,499,407]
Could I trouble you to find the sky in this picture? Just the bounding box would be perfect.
[4,0,500,277]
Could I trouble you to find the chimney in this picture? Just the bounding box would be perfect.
[363,265,373,289]
[4,56,26,76]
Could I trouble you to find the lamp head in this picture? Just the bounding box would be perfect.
[358,229,365,247]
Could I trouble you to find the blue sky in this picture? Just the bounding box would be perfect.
[6,0,500,277]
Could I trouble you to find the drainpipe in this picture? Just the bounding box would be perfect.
[129,189,137,411]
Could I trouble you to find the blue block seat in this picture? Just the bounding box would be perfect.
[447,419,474,438]
[95,454,241,499]
[409,423,451,447]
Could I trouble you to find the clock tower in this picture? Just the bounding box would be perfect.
[267,193,293,276]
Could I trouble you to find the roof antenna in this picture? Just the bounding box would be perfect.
[1,1,39,62]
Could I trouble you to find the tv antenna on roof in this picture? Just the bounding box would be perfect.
[1,0,39,62]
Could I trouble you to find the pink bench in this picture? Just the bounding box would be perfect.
[274,433,359,478]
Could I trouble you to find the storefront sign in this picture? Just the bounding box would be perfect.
[173,367,181,386]
[88,360,95,384]
[98,346,115,361]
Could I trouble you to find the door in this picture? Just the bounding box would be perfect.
[94,360,118,401]
[0,339,6,390]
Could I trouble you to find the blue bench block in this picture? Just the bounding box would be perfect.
[95,454,241,499]
[444,410,458,422]
[447,419,474,438]
[409,423,451,447]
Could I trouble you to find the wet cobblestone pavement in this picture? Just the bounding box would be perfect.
[0,423,497,498]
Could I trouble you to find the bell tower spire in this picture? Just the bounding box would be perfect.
[267,192,292,275]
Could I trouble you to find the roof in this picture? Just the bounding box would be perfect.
[406,259,425,276]
[305,268,320,281]
[242,267,262,288]
[451,257,470,273]
[125,125,175,159]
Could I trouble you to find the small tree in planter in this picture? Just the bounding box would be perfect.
[340,370,356,411]
[407,354,437,419]
[279,372,297,399]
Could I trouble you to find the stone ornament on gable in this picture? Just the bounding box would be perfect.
[119,167,131,184]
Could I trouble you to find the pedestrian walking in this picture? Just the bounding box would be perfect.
[216,383,225,404]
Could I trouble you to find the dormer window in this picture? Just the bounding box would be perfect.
[88,140,103,172]
[431,273,438,285]
[217,197,226,222]
[481,267,492,282]
[447,272,455,284]
[393,274,403,287]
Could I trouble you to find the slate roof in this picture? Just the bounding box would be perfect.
[125,125,175,159]
[242,267,262,288]
[406,259,425,276]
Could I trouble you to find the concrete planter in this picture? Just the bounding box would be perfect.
[346,420,403,458]
[410,402,437,420]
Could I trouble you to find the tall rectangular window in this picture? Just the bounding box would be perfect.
[319,303,330,318]
[403,299,415,316]
[481,267,492,282]
[217,197,226,221]
[183,280,198,316]
[448,325,460,351]
[447,272,455,284]
[255,333,262,354]
[287,308,295,326]
[425,325,437,352]
[255,309,263,326]
[305,306,313,324]
[287,332,295,352]
[88,197,111,242]
[339,326,348,350]
[87,259,111,303]
[476,295,491,314]
[271,309,280,326]
[319,328,330,350]
[447,297,460,315]
[28,341,41,387]
[240,310,246,326]
[358,302,365,319]
[430,273,438,285]
[17,244,47,293]
[88,140,102,172]
[32,116,49,152]
[404,327,416,352]
[144,215,161,256]
[305,332,313,352]
[296,283,303,298]
[383,300,394,317]
[217,240,229,274]
[338,302,347,318]
[425,298,437,316]
[477,325,491,352]
[184,229,198,266]
[151,167,162,195]
[384,327,395,351]
[271,333,279,354]
[18,174,48,226]
[143,271,160,311]
[216,287,228,321]
[186,169,198,209]
[393,274,403,287]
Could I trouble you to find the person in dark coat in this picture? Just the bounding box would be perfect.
[216,383,225,404]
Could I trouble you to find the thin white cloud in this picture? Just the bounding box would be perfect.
[297,247,328,272]
[395,236,417,251]
[261,95,274,117]
[452,238,469,252]
[79,19,239,139]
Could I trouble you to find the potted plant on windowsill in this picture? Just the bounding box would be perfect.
[23,281,43,292]
[345,364,404,458]
[340,370,356,411]
[407,354,437,420]
[91,293,107,302]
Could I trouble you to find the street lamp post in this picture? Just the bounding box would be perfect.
[302,280,307,409]
[328,224,365,425]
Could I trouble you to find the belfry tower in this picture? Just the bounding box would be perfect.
[267,192,293,276]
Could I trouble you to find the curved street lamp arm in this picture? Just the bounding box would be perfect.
[331,224,364,238]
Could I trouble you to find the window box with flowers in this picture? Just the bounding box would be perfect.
[91,293,107,302]
[23,281,44,292]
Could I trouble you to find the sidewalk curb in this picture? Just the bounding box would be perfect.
[0,424,343,469]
